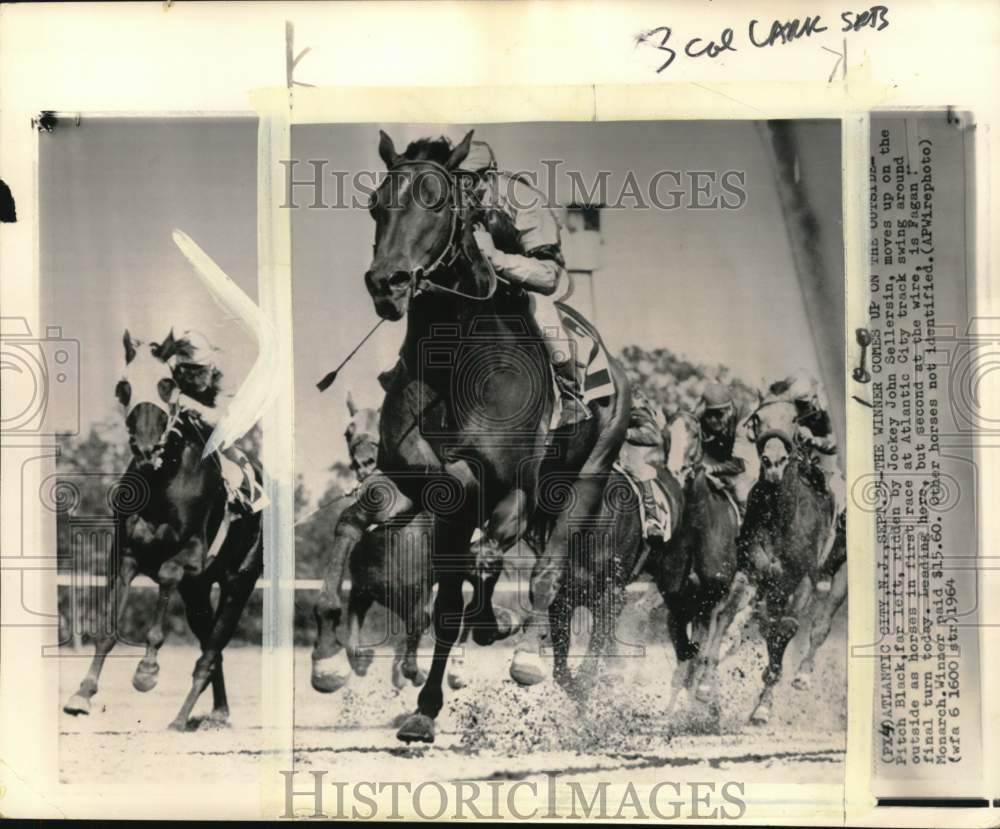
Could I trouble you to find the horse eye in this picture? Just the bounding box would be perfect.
[762,457,771,467]
[158,377,177,403]
[419,176,447,210]
[115,381,131,407]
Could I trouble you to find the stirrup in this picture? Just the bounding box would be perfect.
[553,372,590,426]
[644,518,667,540]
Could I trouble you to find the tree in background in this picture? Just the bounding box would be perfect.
[618,345,759,422]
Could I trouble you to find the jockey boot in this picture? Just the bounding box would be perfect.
[639,480,667,539]
[553,367,591,428]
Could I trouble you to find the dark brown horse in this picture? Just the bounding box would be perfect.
[63,330,264,730]
[361,130,631,743]
[742,396,836,724]
[311,398,496,692]
[660,409,743,705]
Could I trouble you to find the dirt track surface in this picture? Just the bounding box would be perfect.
[59,601,846,787]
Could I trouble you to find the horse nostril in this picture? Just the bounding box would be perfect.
[388,271,411,289]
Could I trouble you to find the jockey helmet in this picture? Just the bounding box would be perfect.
[457,140,498,175]
[701,382,734,411]
[787,375,818,404]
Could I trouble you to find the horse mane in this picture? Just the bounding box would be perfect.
[402,136,455,164]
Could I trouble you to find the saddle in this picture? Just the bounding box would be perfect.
[612,461,673,544]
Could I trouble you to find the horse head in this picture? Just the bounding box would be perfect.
[344,391,381,482]
[750,396,800,485]
[364,130,493,321]
[116,329,221,470]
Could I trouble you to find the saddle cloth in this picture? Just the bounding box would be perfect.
[613,461,673,543]
[555,301,615,404]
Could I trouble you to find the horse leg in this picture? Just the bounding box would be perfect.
[662,594,698,714]
[396,508,475,744]
[167,564,257,731]
[446,612,470,690]
[577,583,625,698]
[549,586,574,692]
[132,560,184,693]
[666,594,697,663]
[404,603,430,688]
[64,554,138,715]
[694,577,743,703]
[390,631,408,690]
[311,505,366,693]
[793,563,847,690]
[684,607,712,690]
[395,571,467,744]
[512,474,607,686]
[719,573,756,662]
[749,588,799,725]
[177,579,230,724]
[469,490,528,646]
[345,590,374,676]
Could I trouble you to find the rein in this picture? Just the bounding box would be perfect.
[387,159,499,303]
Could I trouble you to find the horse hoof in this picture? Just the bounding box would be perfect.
[63,694,91,716]
[749,704,770,725]
[208,707,230,727]
[496,608,522,638]
[695,682,714,704]
[391,665,407,690]
[348,646,375,676]
[311,651,352,693]
[447,669,467,690]
[791,674,811,691]
[199,716,231,731]
[510,650,546,686]
[167,718,191,732]
[410,669,427,687]
[132,664,159,693]
[396,713,435,744]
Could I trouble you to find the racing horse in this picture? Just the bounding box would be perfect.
[359,130,631,742]
[63,330,264,730]
[311,395,498,692]
[661,409,743,704]
[742,395,837,724]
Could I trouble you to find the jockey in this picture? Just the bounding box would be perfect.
[619,388,670,539]
[697,382,746,512]
[786,374,845,510]
[169,331,264,516]
[456,140,588,426]
[787,374,846,590]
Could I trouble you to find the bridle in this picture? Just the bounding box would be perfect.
[382,158,498,303]
[121,351,187,469]
[746,396,819,461]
